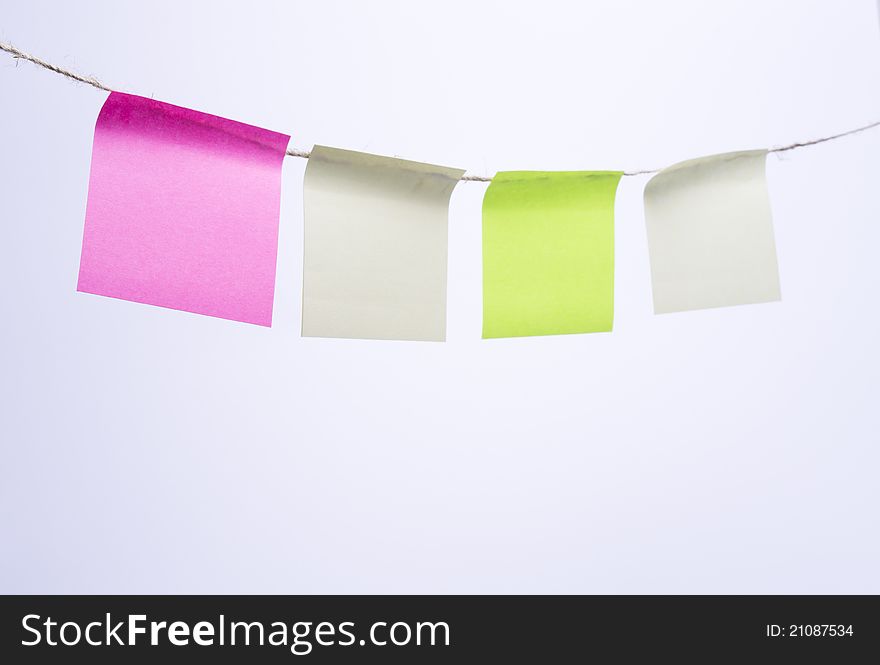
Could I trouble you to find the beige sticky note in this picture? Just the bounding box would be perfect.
[644,150,781,314]
[302,146,464,341]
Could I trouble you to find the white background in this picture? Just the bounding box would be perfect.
[1,0,879,593]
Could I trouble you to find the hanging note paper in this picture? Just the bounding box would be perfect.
[77,92,290,326]
[482,171,622,338]
[643,150,781,314]
[302,146,464,341]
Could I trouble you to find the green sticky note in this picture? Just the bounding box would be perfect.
[482,171,622,338]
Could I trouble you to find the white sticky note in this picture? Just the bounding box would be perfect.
[643,150,781,314]
[302,146,464,341]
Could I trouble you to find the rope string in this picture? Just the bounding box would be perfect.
[3,40,878,182]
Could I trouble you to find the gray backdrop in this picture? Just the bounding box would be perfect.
[1,0,878,593]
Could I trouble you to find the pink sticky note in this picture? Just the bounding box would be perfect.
[77,92,290,326]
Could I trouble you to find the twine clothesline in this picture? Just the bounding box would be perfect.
[2,40,879,182]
